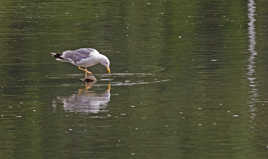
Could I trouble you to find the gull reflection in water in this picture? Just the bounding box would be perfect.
[54,81,111,114]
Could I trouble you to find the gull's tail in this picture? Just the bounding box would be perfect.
[50,52,64,61]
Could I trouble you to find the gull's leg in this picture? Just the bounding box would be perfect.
[78,66,86,72]
[78,67,92,77]
[78,67,87,78]
[84,68,92,78]
[85,68,92,75]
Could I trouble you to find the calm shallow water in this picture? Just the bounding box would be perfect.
[1,0,268,159]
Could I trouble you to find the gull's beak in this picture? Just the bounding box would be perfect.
[106,66,111,74]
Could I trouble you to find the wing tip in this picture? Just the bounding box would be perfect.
[50,52,64,60]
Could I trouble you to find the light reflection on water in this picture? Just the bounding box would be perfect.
[247,0,258,120]
[51,74,169,115]
[53,82,111,114]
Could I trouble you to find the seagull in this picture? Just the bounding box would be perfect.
[51,48,111,77]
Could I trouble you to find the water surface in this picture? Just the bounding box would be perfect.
[1,0,268,159]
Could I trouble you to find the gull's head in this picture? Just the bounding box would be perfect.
[99,55,111,74]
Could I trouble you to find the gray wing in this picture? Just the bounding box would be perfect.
[62,48,96,63]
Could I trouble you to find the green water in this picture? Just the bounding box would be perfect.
[1,0,268,158]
